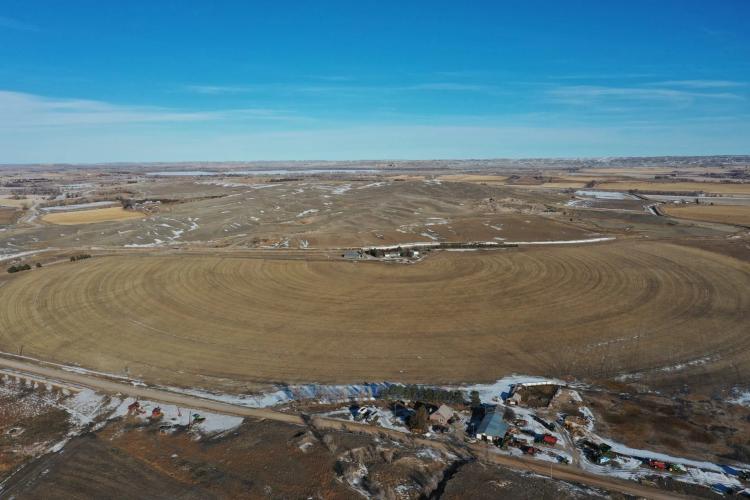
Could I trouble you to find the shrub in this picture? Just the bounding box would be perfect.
[408,406,429,431]
[7,263,31,273]
[70,254,92,262]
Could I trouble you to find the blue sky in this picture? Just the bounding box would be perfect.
[1,1,749,163]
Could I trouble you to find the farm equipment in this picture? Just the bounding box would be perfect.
[532,415,555,432]
[542,434,558,445]
[150,407,163,420]
[579,440,614,465]
[520,445,537,455]
[668,463,685,473]
[127,401,141,415]
[192,413,206,423]
[648,460,667,470]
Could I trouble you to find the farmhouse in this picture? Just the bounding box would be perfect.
[475,410,509,443]
[428,404,454,427]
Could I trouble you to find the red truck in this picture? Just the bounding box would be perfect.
[649,460,667,470]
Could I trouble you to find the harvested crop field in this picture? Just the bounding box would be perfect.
[0,240,747,388]
[42,207,145,225]
[596,181,750,195]
[0,208,17,225]
[436,174,508,183]
[0,197,37,208]
[663,204,750,226]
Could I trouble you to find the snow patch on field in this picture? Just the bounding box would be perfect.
[111,397,243,436]
[40,201,118,212]
[165,383,391,408]
[358,182,387,189]
[505,237,614,245]
[449,375,565,403]
[124,241,163,248]
[0,249,51,262]
[616,355,718,381]
[574,190,635,200]
[729,388,750,407]
[60,389,111,425]
[424,218,449,226]
[297,209,319,217]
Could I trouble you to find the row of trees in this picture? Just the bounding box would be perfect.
[380,384,466,405]
[70,254,92,262]
[7,262,42,273]
[7,263,31,273]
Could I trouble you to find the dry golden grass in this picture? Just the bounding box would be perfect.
[581,167,677,175]
[387,174,425,181]
[540,182,587,189]
[0,197,36,208]
[42,207,145,225]
[437,174,508,183]
[597,181,750,195]
[582,167,727,175]
[0,208,17,225]
[0,241,746,387]
[663,204,750,226]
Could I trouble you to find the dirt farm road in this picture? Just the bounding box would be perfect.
[0,356,688,499]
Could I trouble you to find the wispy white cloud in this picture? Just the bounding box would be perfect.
[403,82,490,91]
[184,84,260,95]
[307,75,356,82]
[0,90,302,128]
[0,15,38,32]
[548,85,743,106]
[184,81,496,95]
[550,73,658,81]
[648,79,746,89]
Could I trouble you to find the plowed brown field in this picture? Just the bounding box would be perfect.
[42,207,145,225]
[0,241,747,387]
[663,204,750,226]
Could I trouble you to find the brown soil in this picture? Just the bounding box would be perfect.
[583,389,750,464]
[6,416,449,499]
[663,204,750,226]
[0,208,18,225]
[42,207,145,225]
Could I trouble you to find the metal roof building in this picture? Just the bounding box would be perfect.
[475,411,509,441]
